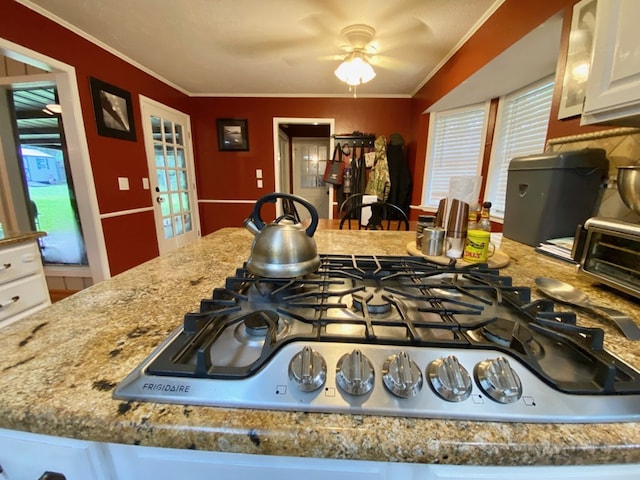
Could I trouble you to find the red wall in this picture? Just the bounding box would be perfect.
[190,97,412,233]
[408,0,613,220]
[2,0,618,275]
[0,0,190,275]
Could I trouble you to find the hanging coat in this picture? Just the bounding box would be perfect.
[351,145,367,195]
[365,136,390,202]
[386,133,412,215]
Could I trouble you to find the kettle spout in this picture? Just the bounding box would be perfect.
[243,217,261,236]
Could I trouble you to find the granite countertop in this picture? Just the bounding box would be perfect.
[0,230,46,247]
[0,227,639,466]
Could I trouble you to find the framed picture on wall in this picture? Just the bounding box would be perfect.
[89,77,137,141]
[217,118,249,151]
[558,0,598,120]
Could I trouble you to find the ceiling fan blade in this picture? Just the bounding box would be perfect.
[368,54,423,74]
[374,17,433,53]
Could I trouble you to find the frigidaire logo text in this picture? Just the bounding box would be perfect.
[141,383,191,393]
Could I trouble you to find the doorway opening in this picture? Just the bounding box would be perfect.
[0,40,110,284]
[272,118,335,219]
[6,84,87,265]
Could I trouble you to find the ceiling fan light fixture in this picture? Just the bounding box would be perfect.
[334,53,376,86]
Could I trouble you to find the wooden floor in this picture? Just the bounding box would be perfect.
[317,218,417,230]
[49,289,80,303]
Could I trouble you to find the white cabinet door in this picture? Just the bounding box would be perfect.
[582,0,640,125]
[107,443,393,480]
[0,428,112,480]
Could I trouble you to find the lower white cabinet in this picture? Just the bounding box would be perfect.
[2,428,640,479]
[0,429,111,480]
[0,239,50,328]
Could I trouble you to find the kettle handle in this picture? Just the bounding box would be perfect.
[250,193,319,237]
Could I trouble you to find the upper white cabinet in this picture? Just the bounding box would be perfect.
[581,0,640,125]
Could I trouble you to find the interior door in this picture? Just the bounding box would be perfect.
[140,97,199,254]
[292,138,330,220]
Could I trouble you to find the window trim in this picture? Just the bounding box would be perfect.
[484,76,555,222]
[421,102,491,210]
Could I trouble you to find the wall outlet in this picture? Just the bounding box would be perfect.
[142,177,150,189]
[257,179,263,188]
[118,177,130,190]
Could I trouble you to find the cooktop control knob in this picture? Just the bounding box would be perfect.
[474,357,522,404]
[427,355,472,402]
[288,346,327,392]
[336,349,375,396]
[382,351,423,398]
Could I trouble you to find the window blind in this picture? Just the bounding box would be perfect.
[486,78,554,218]
[423,103,489,208]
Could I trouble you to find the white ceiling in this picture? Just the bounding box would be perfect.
[17,0,510,97]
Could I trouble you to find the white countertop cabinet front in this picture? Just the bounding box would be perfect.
[0,239,50,328]
[581,0,640,126]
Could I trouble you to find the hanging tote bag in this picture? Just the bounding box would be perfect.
[323,143,345,185]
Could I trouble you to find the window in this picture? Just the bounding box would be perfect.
[485,77,554,219]
[422,103,490,209]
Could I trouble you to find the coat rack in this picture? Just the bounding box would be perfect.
[333,133,376,147]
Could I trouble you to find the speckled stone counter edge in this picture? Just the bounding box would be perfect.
[0,228,638,466]
[0,230,46,247]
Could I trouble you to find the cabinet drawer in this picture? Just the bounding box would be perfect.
[0,274,49,323]
[0,241,43,286]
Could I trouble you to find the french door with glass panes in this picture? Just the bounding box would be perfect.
[140,97,199,254]
[292,138,330,219]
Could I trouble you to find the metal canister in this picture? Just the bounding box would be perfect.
[422,227,445,257]
[416,215,435,250]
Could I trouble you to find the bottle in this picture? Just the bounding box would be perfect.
[477,201,492,232]
[467,203,479,231]
[416,214,435,250]
[343,167,352,194]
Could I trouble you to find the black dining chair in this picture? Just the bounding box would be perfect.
[338,193,368,219]
[339,201,410,230]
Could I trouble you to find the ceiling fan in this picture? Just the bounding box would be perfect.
[333,24,379,88]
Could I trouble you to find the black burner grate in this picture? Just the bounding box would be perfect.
[146,254,640,395]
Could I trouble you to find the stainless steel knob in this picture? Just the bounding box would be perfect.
[288,346,327,392]
[336,349,375,396]
[474,357,522,404]
[427,355,472,402]
[382,351,423,398]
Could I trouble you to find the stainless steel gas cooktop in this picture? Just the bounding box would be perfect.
[114,254,640,423]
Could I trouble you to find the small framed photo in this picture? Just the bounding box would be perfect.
[89,77,137,141]
[558,0,598,120]
[217,118,249,151]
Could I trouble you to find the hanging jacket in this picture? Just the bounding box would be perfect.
[365,136,390,202]
[351,145,367,195]
[386,133,412,214]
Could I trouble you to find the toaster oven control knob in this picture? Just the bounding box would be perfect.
[427,355,472,402]
[474,357,522,404]
[336,349,375,396]
[382,351,423,398]
[288,346,327,392]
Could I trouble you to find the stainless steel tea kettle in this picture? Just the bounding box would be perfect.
[243,193,320,278]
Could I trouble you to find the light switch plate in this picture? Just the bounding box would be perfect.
[142,177,149,189]
[118,177,130,190]
[257,179,263,188]
[256,169,263,179]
